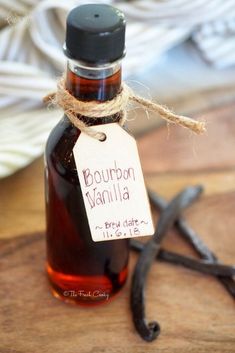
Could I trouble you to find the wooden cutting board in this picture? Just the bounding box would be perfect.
[0,103,235,352]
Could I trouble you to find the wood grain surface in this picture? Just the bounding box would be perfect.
[0,102,235,352]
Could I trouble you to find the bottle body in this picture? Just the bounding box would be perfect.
[45,62,129,305]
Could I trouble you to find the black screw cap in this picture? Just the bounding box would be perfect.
[64,4,126,64]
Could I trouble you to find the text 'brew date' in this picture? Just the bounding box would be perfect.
[95,218,148,239]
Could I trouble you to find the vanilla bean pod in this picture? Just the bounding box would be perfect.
[131,185,203,342]
[148,189,213,260]
[148,190,235,298]
[159,250,235,277]
[130,240,235,277]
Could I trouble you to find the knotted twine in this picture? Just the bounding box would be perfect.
[44,75,206,140]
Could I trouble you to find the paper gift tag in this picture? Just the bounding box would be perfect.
[73,123,154,242]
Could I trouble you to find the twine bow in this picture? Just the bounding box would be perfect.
[44,75,206,140]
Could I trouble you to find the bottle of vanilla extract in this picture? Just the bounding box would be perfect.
[44,4,129,305]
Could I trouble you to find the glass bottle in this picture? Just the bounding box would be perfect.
[44,4,129,305]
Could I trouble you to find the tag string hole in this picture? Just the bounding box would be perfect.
[99,133,107,142]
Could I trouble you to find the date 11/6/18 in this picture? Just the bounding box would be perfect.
[102,226,141,239]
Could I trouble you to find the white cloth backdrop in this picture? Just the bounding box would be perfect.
[0,0,235,178]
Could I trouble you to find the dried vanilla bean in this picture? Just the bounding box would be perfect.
[131,185,203,342]
[158,250,235,277]
[148,189,213,260]
[148,190,235,299]
[131,239,235,277]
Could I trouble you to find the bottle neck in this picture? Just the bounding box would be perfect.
[66,59,122,102]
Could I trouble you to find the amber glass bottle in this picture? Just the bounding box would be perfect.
[45,4,129,305]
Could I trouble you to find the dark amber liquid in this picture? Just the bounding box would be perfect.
[45,66,129,305]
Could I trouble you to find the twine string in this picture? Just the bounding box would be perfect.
[44,75,206,140]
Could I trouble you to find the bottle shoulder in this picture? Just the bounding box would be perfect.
[45,115,80,179]
[45,114,121,180]
[46,116,77,150]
